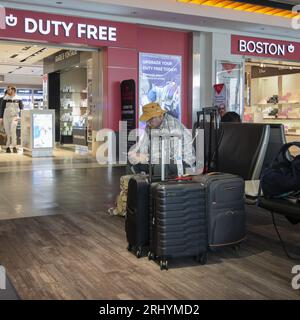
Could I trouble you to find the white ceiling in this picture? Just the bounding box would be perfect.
[0,44,61,78]
[2,0,300,40]
[0,44,61,76]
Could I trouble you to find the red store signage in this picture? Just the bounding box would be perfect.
[231,35,300,61]
[0,7,137,48]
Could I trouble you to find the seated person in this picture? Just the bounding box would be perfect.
[128,103,196,177]
[221,111,241,123]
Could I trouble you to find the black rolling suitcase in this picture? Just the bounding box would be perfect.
[149,179,208,270]
[148,133,208,270]
[196,107,246,251]
[194,173,246,250]
[125,174,150,258]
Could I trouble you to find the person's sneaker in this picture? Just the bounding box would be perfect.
[12,147,17,154]
[6,147,11,153]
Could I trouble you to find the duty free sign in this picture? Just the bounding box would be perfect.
[0,7,136,48]
[231,35,300,61]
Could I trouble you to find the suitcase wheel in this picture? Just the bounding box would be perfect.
[160,259,168,271]
[136,249,142,259]
[196,253,208,265]
[148,251,155,261]
[232,244,241,256]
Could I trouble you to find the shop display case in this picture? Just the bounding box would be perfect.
[60,87,88,144]
[244,103,300,138]
[21,109,55,157]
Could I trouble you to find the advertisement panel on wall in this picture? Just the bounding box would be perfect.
[33,113,53,149]
[139,53,182,126]
[216,61,243,116]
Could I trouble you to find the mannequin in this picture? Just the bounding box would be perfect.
[0,85,24,153]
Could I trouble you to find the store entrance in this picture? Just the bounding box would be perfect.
[244,58,300,148]
[0,41,98,163]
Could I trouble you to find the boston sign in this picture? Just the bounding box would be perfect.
[0,8,137,48]
[231,35,300,61]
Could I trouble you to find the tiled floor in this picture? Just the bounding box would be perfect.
[0,155,299,299]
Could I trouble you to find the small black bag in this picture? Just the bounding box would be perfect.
[261,142,300,199]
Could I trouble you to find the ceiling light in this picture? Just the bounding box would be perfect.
[177,0,297,19]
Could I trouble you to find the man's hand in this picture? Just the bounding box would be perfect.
[128,151,149,165]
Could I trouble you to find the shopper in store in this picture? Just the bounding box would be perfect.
[0,85,24,153]
[127,102,196,176]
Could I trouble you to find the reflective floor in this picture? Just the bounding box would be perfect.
[0,155,299,299]
[0,152,124,220]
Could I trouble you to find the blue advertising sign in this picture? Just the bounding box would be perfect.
[34,90,43,95]
[139,53,182,125]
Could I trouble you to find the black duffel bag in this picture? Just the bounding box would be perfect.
[261,142,300,199]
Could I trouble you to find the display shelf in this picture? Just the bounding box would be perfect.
[256,103,300,106]
[263,117,300,120]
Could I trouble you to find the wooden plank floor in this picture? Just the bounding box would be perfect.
[0,165,299,300]
[0,206,299,300]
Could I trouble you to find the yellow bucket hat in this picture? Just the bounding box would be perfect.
[139,103,166,122]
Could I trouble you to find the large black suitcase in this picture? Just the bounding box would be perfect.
[149,179,208,270]
[125,175,150,258]
[194,173,246,249]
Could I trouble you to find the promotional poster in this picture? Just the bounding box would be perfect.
[33,113,53,149]
[139,53,182,126]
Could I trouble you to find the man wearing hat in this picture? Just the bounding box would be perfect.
[128,102,195,176]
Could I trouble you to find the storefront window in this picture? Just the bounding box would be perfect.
[244,59,300,148]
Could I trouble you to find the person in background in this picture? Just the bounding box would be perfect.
[128,102,196,176]
[217,103,226,119]
[221,111,241,123]
[0,85,24,153]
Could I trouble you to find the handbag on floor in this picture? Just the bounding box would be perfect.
[108,175,135,217]
[0,129,7,146]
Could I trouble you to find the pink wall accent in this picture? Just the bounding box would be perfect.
[103,47,138,129]
[104,26,192,131]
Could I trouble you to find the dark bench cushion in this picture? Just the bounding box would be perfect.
[258,197,300,222]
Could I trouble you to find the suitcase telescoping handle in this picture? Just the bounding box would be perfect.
[197,107,219,174]
[149,129,184,183]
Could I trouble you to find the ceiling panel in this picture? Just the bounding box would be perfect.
[0,44,61,66]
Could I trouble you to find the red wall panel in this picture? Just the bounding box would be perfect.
[104,26,192,130]
[104,47,137,130]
